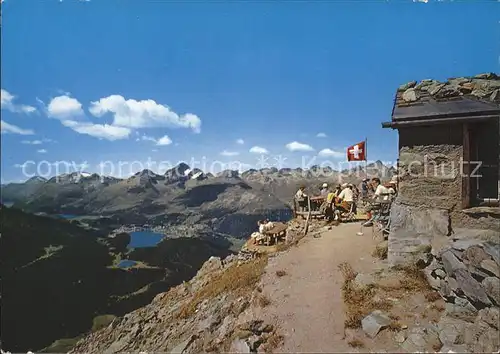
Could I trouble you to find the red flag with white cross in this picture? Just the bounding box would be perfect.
[346,141,366,161]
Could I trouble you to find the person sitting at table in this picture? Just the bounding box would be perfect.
[333,184,342,197]
[388,181,397,197]
[250,220,275,245]
[320,183,329,197]
[373,177,390,201]
[362,178,390,227]
[337,183,354,214]
[295,185,308,211]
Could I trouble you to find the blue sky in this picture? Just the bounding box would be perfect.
[1,0,498,182]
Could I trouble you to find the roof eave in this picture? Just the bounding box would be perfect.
[382,114,499,130]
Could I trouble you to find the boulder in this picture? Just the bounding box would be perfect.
[439,278,454,298]
[361,310,392,338]
[453,268,492,306]
[401,326,440,353]
[353,273,376,289]
[468,265,494,281]
[445,296,478,322]
[441,250,466,276]
[437,316,472,346]
[483,277,500,305]
[480,259,500,277]
[450,239,483,251]
[463,246,490,267]
[483,242,500,267]
[477,307,500,330]
[423,269,440,290]
[464,318,500,353]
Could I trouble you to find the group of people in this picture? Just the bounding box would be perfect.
[249,219,275,245]
[295,182,356,221]
[294,176,398,222]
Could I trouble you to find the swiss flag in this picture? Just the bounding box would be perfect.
[347,141,366,161]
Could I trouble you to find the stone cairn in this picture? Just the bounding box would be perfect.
[422,239,500,353]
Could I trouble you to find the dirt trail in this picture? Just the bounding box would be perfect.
[256,223,382,353]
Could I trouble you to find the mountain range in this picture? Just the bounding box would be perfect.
[1,161,395,239]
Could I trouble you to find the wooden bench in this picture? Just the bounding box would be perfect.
[262,222,288,246]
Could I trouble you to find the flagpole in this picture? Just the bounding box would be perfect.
[365,137,368,179]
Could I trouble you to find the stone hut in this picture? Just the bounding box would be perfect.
[382,73,500,266]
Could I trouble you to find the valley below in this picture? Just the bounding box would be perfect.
[0,162,394,352]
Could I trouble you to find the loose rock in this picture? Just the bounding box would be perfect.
[361,310,392,338]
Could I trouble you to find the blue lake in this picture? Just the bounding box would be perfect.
[128,231,165,248]
[117,260,138,268]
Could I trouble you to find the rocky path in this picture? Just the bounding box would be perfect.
[255,223,381,352]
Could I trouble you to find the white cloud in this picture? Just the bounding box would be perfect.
[37,149,47,154]
[138,134,172,146]
[1,89,37,114]
[236,139,244,145]
[220,150,239,157]
[249,146,269,154]
[152,149,158,152]
[156,135,172,146]
[285,141,314,152]
[47,95,84,120]
[61,120,131,141]
[141,135,157,143]
[318,148,344,158]
[140,134,173,146]
[21,140,43,145]
[1,120,35,135]
[89,95,201,133]
[316,132,327,138]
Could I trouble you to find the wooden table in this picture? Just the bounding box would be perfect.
[309,196,325,202]
[309,196,326,211]
[263,222,288,246]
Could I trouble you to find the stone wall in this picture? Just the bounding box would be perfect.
[388,124,500,267]
[389,125,462,266]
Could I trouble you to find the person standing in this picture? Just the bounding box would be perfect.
[295,185,308,211]
[360,178,369,201]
